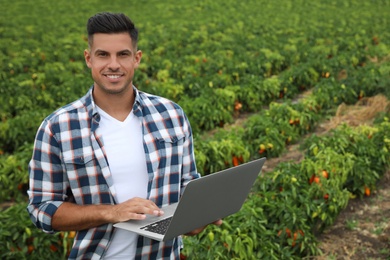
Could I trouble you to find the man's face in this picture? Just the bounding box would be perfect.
[84,33,142,95]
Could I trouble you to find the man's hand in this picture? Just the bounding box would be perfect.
[184,219,223,236]
[109,197,164,222]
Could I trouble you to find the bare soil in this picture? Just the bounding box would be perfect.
[316,170,390,260]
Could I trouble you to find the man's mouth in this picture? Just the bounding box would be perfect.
[105,74,122,79]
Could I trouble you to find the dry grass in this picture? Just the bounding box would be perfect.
[325,95,390,131]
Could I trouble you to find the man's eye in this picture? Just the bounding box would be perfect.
[97,53,107,57]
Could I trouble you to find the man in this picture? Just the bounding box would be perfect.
[27,12,221,259]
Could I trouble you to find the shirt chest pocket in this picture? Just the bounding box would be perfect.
[62,152,111,203]
[155,135,185,178]
[155,134,185,154]
[154,134,186,172]
[63,153,96,178]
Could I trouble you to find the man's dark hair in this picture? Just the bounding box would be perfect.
[87,12,138,49]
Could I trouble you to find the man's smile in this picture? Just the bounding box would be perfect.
[106,74,122,79]
[104,73,124,81]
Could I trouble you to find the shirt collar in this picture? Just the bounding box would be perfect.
[132,85,144,117]
[88,85,142,118]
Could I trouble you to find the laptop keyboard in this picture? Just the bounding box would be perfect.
[141,217,172,235]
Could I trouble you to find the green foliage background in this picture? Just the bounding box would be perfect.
[1,0,390,259]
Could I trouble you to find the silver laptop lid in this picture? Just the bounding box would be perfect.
[163,157,266,240]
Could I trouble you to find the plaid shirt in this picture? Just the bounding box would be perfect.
[27,86,200,259]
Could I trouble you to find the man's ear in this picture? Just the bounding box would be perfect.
[134,50,142,69]
[84,49,92,68]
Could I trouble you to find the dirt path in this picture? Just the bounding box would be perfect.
[316,169,390,259]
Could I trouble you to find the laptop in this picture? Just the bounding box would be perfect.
[113,157,266,241]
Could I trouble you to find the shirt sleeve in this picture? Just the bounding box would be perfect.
[27,119,66,233]
[180,112,201,193]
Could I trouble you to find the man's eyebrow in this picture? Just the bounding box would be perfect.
[93,49,133,55]
[117,49,133,55]
[94,49,108,54]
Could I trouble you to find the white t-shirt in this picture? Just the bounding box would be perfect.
[96,106,149,259]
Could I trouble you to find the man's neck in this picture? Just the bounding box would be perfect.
[93,87,135,122]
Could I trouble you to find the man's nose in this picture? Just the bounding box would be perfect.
[108,56,120,70]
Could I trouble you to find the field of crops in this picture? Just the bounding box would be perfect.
[1,0,390,259]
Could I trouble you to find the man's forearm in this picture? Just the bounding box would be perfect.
[52,202,114,231]
[51,197,164,231]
